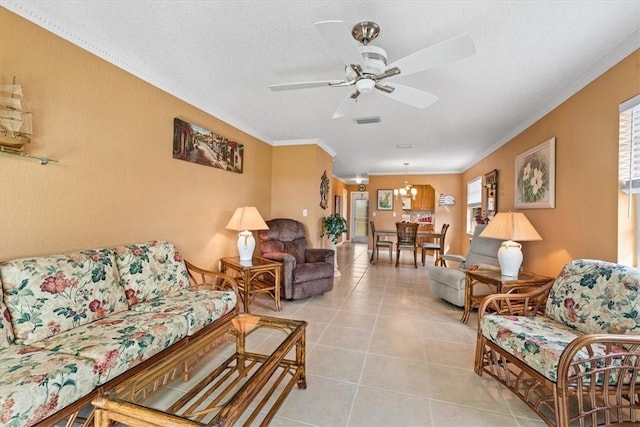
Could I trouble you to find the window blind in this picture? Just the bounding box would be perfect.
[467,177,482,207]
[619,94,640,194]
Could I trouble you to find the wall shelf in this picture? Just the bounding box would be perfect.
[0,149,58,165]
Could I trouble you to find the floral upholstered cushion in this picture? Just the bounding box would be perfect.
[0,299,15,349]
[30,310,189,384]
[481,314,626,382]
[0,249,128,345]
[545,259,640,335]
[0,345,98,426]
[130,289,236,335]
[113,241,190,305]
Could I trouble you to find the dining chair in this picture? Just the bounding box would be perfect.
[421,223,450,266]
[370,221,393,264]
[395,222,419,268]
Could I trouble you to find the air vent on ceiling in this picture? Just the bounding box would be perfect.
[396,144,413,149]
[353,116,381,125]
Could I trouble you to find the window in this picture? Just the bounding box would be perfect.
[619,94,640,194]
[467,176,482,234]
[619,94,640,266]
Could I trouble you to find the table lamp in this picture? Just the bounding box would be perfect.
[225,206,269,261]
[479,211,542,277]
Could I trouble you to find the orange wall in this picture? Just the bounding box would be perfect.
[0,8,272,268]
[463,49,640,277]
[270,144,333,248]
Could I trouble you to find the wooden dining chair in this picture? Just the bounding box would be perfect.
[395,222,419,268]
[370,221,393,264]
[421,223,450,266]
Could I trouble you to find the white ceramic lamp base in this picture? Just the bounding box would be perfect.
[237,230,255,262]
[497,240,523,278]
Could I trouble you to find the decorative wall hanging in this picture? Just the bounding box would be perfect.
[172,118,243,173]
[377,189,393,210]
[515,137,555,209]
[438,195,456,206]
[484,169,498,216]
[320,171,329,209]
[0,77,57,165]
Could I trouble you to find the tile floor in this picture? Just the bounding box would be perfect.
[136,243,547,426]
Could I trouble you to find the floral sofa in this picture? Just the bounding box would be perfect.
[0,240,238,427]
[475,259,640,426]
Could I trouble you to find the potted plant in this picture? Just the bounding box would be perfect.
[321,214,349,277]
[321,213,349,244]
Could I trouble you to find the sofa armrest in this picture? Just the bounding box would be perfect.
[185,260,238,294]
[477,281,554,319]
[440,254,466,264]
[557,334,640,390]
[305,248,334,265]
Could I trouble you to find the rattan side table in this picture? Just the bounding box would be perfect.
[219,256,281,313]
[461,269,553,323]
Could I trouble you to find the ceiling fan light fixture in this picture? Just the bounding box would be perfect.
[356,78,375,93]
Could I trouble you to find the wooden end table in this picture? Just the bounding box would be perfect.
[461,269,553,323]
[219,256,281,313]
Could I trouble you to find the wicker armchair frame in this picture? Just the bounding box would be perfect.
[474,284,640,426]
[34,263,239,427]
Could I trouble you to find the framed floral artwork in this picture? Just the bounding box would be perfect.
[515,137,555,209]
[377,189,393,210]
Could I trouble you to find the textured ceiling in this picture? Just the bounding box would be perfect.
[2,1,639,183]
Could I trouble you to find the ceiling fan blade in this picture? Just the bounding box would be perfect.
[315,20,363,66]
[384,83,438,109]
[269,81,342,91]
[375,67,401,81]
[386,34,475,77]
[332,92,359,119]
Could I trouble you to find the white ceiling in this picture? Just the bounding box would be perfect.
[3,1,639,183]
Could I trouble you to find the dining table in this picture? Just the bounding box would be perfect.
[369,227,443,264]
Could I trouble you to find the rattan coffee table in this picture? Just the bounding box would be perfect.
[92,313,307,426]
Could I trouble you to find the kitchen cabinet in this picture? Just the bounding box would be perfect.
[413,185,435,210]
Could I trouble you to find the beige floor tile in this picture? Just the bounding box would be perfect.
[428,364,510,414]
[307,344,366,383]
[369,328,427,361]
[360,353,431,398]
[421,320,476,344]
[294,305,338,323]
[348,385,432,426]
[332,310,377,330]
[278,375,357,426]
[318,324,373,351]
[430,400,519,426]
[424,339,476,368]
[374,314,424,338]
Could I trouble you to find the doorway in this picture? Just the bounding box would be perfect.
[350,191,369,243]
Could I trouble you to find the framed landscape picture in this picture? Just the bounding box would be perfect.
[515,137,555,209]
[377,189,393,210]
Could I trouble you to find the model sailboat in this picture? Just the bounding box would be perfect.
[0,78,32,152]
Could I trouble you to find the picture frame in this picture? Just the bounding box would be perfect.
[377,189,393,210]
[515,137,555,209]
[173,118,244,173]
[334,195,341,215]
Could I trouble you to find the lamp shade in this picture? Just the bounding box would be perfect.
[225,207,269,262]
[479,211,541,277]
[225,206,269,231]
[479,212,542,241]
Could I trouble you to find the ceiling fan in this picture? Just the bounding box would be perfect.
[269,20,475,118]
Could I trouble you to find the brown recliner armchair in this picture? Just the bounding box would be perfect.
[258,218,335,300]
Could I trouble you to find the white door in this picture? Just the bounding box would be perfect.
[350,192,369,243]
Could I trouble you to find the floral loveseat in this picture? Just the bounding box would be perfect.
[475,259,640,426]
[0,240,238,427]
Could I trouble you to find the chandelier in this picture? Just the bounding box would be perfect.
[394,162,418,200]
